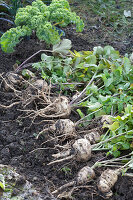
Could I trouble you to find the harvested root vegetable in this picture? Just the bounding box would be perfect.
[7,72,22,84]
[97,169,118,197]
[84,131,101,144]
[2,72,23,91]
[25,96,71,119]
[48,138,91,165]
[38,96,71,118]
[49,119,75,136]
[32,79,48,91]
[52,165,95,194]
[37,119,76,139]
[73,139,91,162]
[77,166,95,184]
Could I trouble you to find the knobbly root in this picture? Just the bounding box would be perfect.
[97,169,118,199]
[52,166,95,195]
[83,131,101,144]
[48,138,92,165]
[73,138,91,162]
[1,72,23,92]
[27,96,71,119]
[37,119,76,140]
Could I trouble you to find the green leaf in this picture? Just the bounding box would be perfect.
[104,77,113,87]
[122,143,130,149]
[123,57,131,74]
[85,55,96,64]
[103,46,114,56]
[103,121,119,131]
[41,53,52,61]
[112,150,121,157]
[0,174,5,190]
[99,94,111,103]
[93,46,103,56]
[52,39,72,55]
[87,102,102,111]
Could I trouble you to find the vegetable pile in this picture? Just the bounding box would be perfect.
[0,39,133,199]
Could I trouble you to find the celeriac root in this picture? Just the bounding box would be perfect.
[98,169,118,193]
[97,169,118,198]
[25,96,71,119]
[36,119,76,139]
[52,166,95,194]
[48,138,92,165]
[83,131,101,144]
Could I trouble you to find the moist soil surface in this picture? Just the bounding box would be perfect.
[0,1,133,200]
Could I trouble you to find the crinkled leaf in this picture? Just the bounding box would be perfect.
[99,94,111,103]
[93,46,103,56]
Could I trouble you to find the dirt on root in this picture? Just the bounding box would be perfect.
[0,74,133,200]
[0,2,133,199]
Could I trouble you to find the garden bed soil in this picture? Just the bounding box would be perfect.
[0,1,133,199]
[0,75,133,200]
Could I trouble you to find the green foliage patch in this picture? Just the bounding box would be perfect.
[102,105,133,157]
[23,43,133,158]
[0,0,84,53]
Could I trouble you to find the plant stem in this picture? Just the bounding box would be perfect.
[92,130,133,149]
[75,108,102,126]
[74,85,104,105]
[70,70,98,105]
[15,49,53,72]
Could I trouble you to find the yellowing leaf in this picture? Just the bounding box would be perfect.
[74,50,82,57]
[103,121,119,131]
[0,174,5,190]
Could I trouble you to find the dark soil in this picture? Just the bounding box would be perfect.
[0,1,133,199]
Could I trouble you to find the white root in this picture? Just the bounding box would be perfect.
[73,139,91,162]
[48,138,91,165]
[52,149,71,159]
[83,131,101,144]
[97,169,118,196]
[37,119,76,139]
[37,96,71,118]
[77,166,95,184]
[52,166,95,194]
[23,96,71,119]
